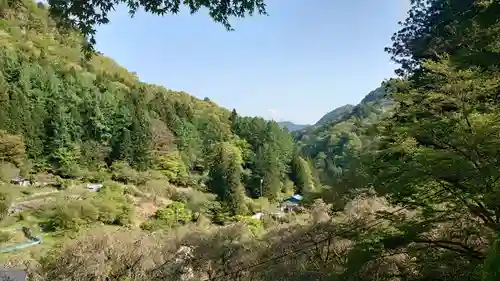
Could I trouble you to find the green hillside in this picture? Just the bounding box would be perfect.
[294,85,393,189]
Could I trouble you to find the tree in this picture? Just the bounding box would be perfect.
[290,153,314,194]
[150,118,176,158]
[47,0,268,54]
[256,144,281,201]
[229,108,238,131]
[157,151,188,184]
[482,235,500,281]
[0,130,25,167]
[208,142,247,215]
[386,0,500,75]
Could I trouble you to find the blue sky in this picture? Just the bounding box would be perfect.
[95,0,410,125]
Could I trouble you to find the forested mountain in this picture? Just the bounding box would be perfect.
[292,85,392,188]
[277,121,309,132]
[1,1,500,281]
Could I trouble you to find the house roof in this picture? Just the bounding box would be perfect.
[283,194,303,203]
[0,269,27,281]
[10,177,27,182]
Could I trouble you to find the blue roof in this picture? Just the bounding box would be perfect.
[284,194,303,203]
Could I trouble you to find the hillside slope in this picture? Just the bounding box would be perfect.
[314,104,355,127]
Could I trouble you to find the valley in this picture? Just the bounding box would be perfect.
[0,1,499,281]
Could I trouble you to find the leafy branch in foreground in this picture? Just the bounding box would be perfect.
[47,0,268,54]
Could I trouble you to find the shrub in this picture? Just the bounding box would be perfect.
[169,189,190,203]
[53,176,71,190]
[0,162,19,183]
[156,151,188,184]
[185,190,219,220]
[141,201,192,231]
[43,185,134,231]
[232,215,263,236]
[154,201,192,227]
[110,161,138,184]
[140,179,176,198]
[44,200,100,231]
[246,197,271,214]
[82,169,111,183]
[0,190,13,221]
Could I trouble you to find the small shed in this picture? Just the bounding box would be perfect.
[86,183,103,192]
[10,177,30,187]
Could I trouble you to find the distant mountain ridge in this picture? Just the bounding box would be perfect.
[279,86,392,134]
[278,121,310,132]
[314,104,355,126]
[292,85,393,137]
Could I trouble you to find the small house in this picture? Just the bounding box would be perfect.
[281,194,304,213]
[10,177,30,187]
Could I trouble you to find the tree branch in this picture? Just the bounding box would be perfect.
[414,238,485,260]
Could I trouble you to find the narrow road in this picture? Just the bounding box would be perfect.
[9,190,61,214]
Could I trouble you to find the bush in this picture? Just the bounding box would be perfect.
[92,197,134,227]
[115,204,134,226]
[246,197,271,214]
[54,176,71,190]
[110,161,151,185]
[110,161,139,184]
[0,162,19,183]
[211,206,232,226]
[141,201,193,231]
[44,200,100,231]
[99,181,126,195]
[156,151,188,184]
[0,190,13,221]
[57,162,83,178]
[154,201,192,227]
[169,189,190,203]
[82,169,111,183]
[43,185,134,231]
[185,190,219,220]
[232,215,263,236]
[139,179,176,198]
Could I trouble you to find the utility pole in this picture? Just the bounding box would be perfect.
[260,178,264,198]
